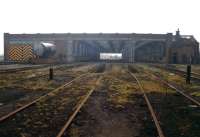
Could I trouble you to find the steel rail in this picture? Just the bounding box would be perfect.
[144,65,200,106]
[129,72,165,137]
[0,73,89,123]
[149,73,200,106]
[0,64,51,74]
[0,63,88,89]
[151,64,200,81]
[56,76,103,137]
[165,67,200,81]
[0,63,81,74]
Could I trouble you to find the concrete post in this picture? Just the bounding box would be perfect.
[85,46,88,56]
[81,44,84,57]
[129,46,132,63]
[125,48,128,62]
[132,46,135,63]
[79,44,82,57]
[75,44,78,56]
[4,33,9,61]
[66,40,74,62]
[164,33,173,63]
[84,45,86,57]
[128,41,136,63]
[77,45,80,57]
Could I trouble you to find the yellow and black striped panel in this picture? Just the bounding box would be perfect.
[8,44,36,61]
[8,45,23,61]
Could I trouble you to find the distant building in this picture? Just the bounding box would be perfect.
[4,31,199,64]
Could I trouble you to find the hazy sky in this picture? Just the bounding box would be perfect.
[0,0,199,55]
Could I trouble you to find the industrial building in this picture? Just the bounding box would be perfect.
[4,30,199,64]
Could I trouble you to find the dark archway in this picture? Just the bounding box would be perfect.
[134,41,166,63]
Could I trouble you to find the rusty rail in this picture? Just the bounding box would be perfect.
[0,73,89,123]
[150,64,200,81]
[138,64,200,106]
[129,72,165,137]
[167,68,200,81]
[0,64,51,74]
[56,76,102,137]
[0,64,89,89]
[149,73,200,106]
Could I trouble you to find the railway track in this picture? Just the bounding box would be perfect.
[0,73,101,137]
[59,65,156,137]
[141,65,200,106]
[56,76,102,137]
[0,72,89,123]
[0,64,100,116]
[150,64,200,81]
[129,65,200,137]
[0,64,50,74]
[168,67,200,81]
[149,73,200,106]
[128,71,165,137]
[0,65,59,88]
[0,63,92,88]
[0,63,85,77]
[0,63,199,137]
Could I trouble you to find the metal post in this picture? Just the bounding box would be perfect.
[49,67,53,80]
[186,65,191,84]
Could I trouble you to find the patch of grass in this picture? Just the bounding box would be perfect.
[140,80,174,93]
[14,79,56,91]
[191,92,200,96]
[103,75,138,105]
[69,126,80,137]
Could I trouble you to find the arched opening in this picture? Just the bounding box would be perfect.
[134,41,165,63]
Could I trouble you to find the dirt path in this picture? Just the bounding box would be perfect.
[66,64,155,137]
[72,91,135,137]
